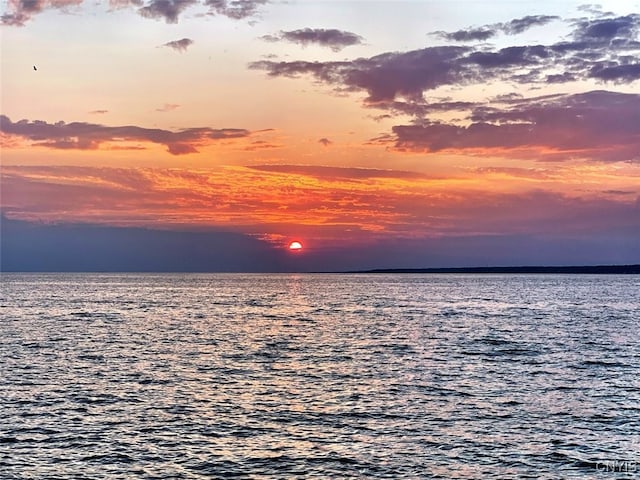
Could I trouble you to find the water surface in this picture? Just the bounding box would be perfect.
[1,273,639,478]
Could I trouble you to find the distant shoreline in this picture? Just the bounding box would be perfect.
[346,265,640,274]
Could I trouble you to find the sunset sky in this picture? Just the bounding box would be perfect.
[1,0,639,271]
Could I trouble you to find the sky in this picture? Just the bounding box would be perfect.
[1,0,639,271]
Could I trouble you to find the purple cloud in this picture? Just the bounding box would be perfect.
[251,12,640,120]
[589,63,640,82]
[389,91,640,162]
[2,0,82,26]
[2,0,271,25]
[250,46,472,102]
[0,115,251,155]
[572,14,640,40]
[261,28,364,51]
[501,15,559,34]
[434,27,496,42]
[432,14,558,42]
[204,0,268,20]
[161,38,194,52]
[138,0,196,23]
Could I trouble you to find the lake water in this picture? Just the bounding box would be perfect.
[1,273,639,479]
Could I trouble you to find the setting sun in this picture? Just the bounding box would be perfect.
[288,241,303,251]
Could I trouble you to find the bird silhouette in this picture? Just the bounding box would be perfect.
[33,65,37,71]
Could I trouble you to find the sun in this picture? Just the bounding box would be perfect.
[288,241,303,251]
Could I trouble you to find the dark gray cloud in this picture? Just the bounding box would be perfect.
[0,115,251,155]
[318,137,332,146]
[572,13,640,40]
[590,63,640,82]
[436,28,496,42]
[161,37,194,52]
[138,0,195,23]
[261,28,364,51]
[2,0,270,25]
[501,15,559,34]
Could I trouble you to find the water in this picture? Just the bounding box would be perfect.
[1,273,639,479]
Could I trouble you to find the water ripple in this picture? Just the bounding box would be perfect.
[1,273,639,478]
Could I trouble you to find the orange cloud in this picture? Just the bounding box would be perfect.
[2,165,638,250]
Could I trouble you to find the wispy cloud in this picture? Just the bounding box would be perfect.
[241,140,281,151]
[261,28,364,51]
[318,137,332,147]
[432,14,559,42]
[156,103,181,112]
[88,109,109,115]
[0,115,251,155]
[161,38,194,52]
[248,164,428,181]
[502,14,558,34]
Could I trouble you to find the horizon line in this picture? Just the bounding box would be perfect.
[2,264,639,274]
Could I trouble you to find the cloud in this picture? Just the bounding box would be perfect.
[241,140,281,151]
[388,91,640,162]
[0,115,251,155]
[251,12,640,163]
[589,63,640,82]
[474,167,555,180]
[252,13,639,104]
[501,15,559,34]
[138,0,196,22]
[2,0,271,25]
[261,28,364,51]
[161,38,194,52]
[204,0,268,19]
[432,14,558,42]
[156,103,181,112]
[434,27,496,42]
[3,165,638,271]
[572,13,640,40]
[88,109,109,115]
[248,164,428,181]
[250,46,472,102]
[2,0,82,26]
[318,137,332,147]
